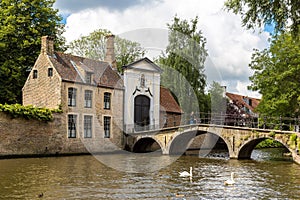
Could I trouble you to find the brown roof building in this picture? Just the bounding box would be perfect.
[226,92,260,117]
[23,35,125,151]
[22,35,183,152]
[160,86,183,128]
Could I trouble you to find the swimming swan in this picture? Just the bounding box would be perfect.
[179,167,192,177]
[224,172,236,185]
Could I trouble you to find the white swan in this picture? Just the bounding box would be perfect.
[179,167,192,177]
[224,172,236,185]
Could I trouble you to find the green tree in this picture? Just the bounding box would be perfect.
[208,81,227,124]
[248,32,300,117]
[0,0,65,104]
[67,29,145,72]
[224,0,300,37]
[208,81,226,114]
[159,16,208,115]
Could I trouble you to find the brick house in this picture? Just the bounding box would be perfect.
[225,92,260,126]
[22,35,182,152]
[23,36,124,151]
[160,86,183,127]
[226,92,260,117]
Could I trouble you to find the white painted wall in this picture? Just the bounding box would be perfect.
[123,59,161,133]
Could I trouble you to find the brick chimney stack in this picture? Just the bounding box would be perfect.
[41,36,54,55]
[105,34,117,70]
[222,85,227,98]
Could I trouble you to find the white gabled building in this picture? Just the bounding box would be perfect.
[123,57,162,133]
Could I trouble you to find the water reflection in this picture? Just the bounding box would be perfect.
[0,148,299,199]
[94,152,178,173]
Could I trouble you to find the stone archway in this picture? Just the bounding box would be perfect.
[133,137,162,153]
[167,130,231,156]
[238,137,292,159]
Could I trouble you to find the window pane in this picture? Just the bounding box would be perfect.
[33,70,38,79]
[48,68,53,77]
[85,90,92,108]
[104,93,111,109]
[104,116,111,138]
[84,116,92,138]
[86,73,92,84]
[68,115,77,138]
[68,88,77,107]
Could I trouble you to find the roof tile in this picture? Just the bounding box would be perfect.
[160,87,183,114]
[49,52,123,89]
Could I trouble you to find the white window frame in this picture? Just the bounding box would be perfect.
[83,115,93,138]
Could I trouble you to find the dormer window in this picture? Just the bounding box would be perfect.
[33,70,38,79]
[86,72,92,84]
[48,68,53,77]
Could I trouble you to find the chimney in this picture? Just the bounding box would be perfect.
[41,36,54,55]
[221,85,227,98]
[105,34,117,70]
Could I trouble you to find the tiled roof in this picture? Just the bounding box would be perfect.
[49,52,123,89]
[226,92,260,113]
[160,87,183,114]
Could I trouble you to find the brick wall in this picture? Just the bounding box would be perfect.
[0,112,74,156]
[160,112,182,128]
[0,110,124,157]
[22,54,61,109]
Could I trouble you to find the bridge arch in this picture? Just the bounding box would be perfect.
[238,137,292,159]
[132,137,163,153]
[167,129,231,156]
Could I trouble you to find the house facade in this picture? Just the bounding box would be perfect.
[22,35,182,153]
[123,57,162,132]
[226,92,260,117]
[225,92,260,126]
[23,36,124,151]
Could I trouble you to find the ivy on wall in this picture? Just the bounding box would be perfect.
[0,104,62,122]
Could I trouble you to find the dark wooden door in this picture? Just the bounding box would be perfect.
[134,95,150,127]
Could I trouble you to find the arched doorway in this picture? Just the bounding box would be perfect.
[134,95,150,131]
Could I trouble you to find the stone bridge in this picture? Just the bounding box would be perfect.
[126,124,300,164]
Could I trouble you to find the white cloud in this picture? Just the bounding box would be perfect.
[236,81,261,99]
[60,0,270,96]
[54,0,148,14]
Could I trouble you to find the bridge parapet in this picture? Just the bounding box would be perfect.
[128,123,300,164]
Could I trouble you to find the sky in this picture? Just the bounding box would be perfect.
[53,0,271,98]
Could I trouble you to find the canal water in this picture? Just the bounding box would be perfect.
[0,148,299,200]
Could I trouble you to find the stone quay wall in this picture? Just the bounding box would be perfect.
[0,112,89,157]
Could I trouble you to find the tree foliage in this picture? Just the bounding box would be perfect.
[224,0,300,38]
[248,33,300,117]
[159,16,209,115]
[0,0,66,104]
[67,29,145,72]
[255,139,284,148]
[208,81,227,114]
